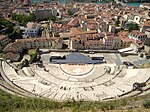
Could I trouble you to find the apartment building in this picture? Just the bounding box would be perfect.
[103,34,114,50]
[70,37,104,50]
[70,33,132,50]
[145,28,150,38]
[85,40,104,50]
[50,23,70,33]
[33,8,60,20]
[3,37,63,53]
[0,35,10,52]
[128,30,147,42]
[2,37,63,62]
[103,33,132,50]
[68,28,101,50]
[140,3,150,10]
[128,11,150,24]
[16,37,63,49]
[141,23,150,33]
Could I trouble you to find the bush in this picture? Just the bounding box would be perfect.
[0,17,14,35]
[143,100,150,108]
[29,48,39,63]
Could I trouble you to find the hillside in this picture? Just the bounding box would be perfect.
[1,89,150,112]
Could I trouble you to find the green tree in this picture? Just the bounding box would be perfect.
[30,13,36,21]
[49,16,57,22]
[67,9,73,15]
[74,14,78,17]
[128,23,139,32]
[11,13,36,26]
[0,17,14,36]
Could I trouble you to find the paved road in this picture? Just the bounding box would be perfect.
[103,53,122,65]
[114,53,122,66]
[133,59,150,65]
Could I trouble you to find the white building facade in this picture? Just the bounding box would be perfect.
[24,22,41,38]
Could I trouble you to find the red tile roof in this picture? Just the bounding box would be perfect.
[120,37,133,43]
[130,30,147,36]
[67,18,79,26]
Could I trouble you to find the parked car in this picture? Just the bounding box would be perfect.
[146,55,150,59]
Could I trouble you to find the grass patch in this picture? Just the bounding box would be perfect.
[29,49,39,63]
[143,100,150,108]
[1,89,150,112]
[0,53,3,58]
[0,89,62,112]
[28,49,37,55]
[0,89,128,112]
